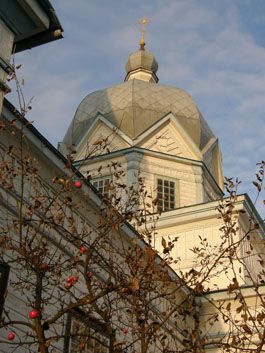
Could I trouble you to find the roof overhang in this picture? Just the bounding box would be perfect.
[0,0,63,52]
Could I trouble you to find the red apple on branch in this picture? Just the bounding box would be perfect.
[74,180,82,189]
[79,342,86,350]
[7,332,15,341]
[79,245,88,254]
[40,263,49,271]
[28,309,39,319]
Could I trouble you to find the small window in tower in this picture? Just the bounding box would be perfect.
[156,177,178,212]
[92,177,110,198]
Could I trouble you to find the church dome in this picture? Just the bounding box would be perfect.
[63,79,215,151]
[125,50,158,76]
[62,45,215,152]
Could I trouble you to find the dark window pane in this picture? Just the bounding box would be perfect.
[0,263,10,318]
[69,313,109,353]
[157,179,162,185]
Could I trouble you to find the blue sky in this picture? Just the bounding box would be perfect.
[10,0,265,214]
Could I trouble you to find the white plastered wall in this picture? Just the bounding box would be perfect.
[138,154,198,207]
[153,200,263,290]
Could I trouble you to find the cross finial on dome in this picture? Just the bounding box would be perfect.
[139,16,149,50]
[124,17,158,83]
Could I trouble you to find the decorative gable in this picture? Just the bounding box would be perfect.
[138,116,202,160]
[144,128,186,156]
[75,116,131,161]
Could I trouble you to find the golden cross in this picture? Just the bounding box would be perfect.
[139,16,149,49]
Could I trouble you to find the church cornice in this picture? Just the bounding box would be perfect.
[73,146,224,197]
[151,193,265,237]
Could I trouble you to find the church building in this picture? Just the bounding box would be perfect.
[1,5,265,352]
[60,28,264,290]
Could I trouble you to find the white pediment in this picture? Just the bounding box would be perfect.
[75,115,132,160]
[135,113,202,160]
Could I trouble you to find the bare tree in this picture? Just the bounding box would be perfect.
[0,66,194,353]
[2,64,265,353]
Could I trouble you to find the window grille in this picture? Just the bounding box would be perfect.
[66,313,109,353]
[157,177,177,212]
[92,177,110,198]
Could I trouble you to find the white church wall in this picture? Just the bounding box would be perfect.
[203,175,220,202]
[76,150,214,216]
[78,155,127,182]
[238,218,265,286]
[153,199,263,291]
[139,155,198,208]
[198,286,265,352]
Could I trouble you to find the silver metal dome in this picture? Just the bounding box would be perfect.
[63,79,215,150]
[125,50,158,75]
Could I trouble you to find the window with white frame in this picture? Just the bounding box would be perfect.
[66,312,109,353]
[92,177,110,198]
[156,177,178,212]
